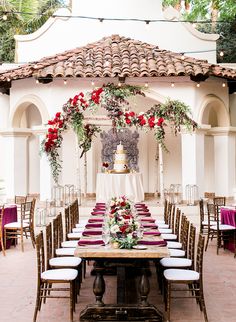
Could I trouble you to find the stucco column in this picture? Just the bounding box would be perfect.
[0,128,31,198]
[36,129,53,201]
[181,129,206,200]
[210,127,236,197]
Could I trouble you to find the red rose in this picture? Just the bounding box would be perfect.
[48,128,54,133]
[120,201,126,207]
[125,118,131,125]
[48,120,54,125]
[129,111,135,117]
[120,225,129,234]
[157,117,164,126]
[140,118,146,126]
[148,116,155,128]
[55,112,61,118]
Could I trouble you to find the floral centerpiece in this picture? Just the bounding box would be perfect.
[107,196,140,249]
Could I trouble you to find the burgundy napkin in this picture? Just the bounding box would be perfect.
[143,231,161,236]
[85,223,103,229]
[93,207,106,211]
[88,218,104,223]
[78,239,104,246]
[141,218,155,223]
[137,208,149,212]
[82,230,102,236]
[137,240,167,246]
[142,223,158,229]
[137,212,151,216]
[91,211,105,215]
[96,203,105,205]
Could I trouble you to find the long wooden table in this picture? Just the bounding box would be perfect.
[75,243,169,321]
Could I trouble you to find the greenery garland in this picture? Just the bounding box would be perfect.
[41,83,197,183]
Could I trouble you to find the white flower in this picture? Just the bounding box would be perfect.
[110,224,120,234]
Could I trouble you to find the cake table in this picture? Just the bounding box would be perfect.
[96,173,144,203]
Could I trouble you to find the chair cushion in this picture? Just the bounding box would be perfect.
[4,221,29,228]
[67,232,82,239]
[169,249,185,257]
[167,241,182,249]
[211,224,236,230]
[41,268,78,281]
[164,269,199,281]
[49,257,82,268]
[73,227,84,233]
[160,258,192,268]
[157,223,169,229]
[159,228,173,234]
[161,233,177,240]
[55,248,76,256]
[61,240,79,248]
[155,219,166,225]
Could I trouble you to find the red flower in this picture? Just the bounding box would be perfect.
[55,112,61,118]
[120,201,126,207]
[129,111,135,117]
[48,120,54,125]
[148,116,155,128]
[48,128,54,133]
[157,117,164,126]
[125,118,131,125]
[120,225,129,234]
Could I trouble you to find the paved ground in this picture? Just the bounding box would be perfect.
[1,201,236,322]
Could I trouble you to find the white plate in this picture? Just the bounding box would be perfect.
[132,245,147,250]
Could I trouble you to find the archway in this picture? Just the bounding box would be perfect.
[198,95,231,194]
[11,95,47,195]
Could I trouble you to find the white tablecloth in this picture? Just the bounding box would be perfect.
[96,173,144,203]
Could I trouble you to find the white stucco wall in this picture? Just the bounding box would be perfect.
[15,0,218,64]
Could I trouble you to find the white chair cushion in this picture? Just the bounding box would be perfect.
[169,249,185,257]
[211,224,236,231]
[75,224,86,229]
[41,268,78,281]
[160,257,192,268]
[159,228,173,234]
[167,241,182,249]
[155,219,166,225]
[161,233,177,240]
[164,269,199,281]
[73,228,84,233]
[61,240,79,248]
[4,221,29,228]
[157,223,169,229]
[67,232,82,239]
[78,219,88,225]
[55,248,76,256]
[49,256,82,267]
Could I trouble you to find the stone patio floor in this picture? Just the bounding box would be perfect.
[1,202,236,322]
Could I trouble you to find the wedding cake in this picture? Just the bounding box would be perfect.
[113,143,130,173]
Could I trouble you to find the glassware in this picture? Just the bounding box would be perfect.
[102,223,110,245]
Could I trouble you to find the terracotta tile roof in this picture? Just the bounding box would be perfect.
[0,34,236,84]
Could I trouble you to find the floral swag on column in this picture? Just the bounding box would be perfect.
[41,83,197,183]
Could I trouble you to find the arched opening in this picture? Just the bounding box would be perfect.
[199,95,230,193]
[11,100,44,196]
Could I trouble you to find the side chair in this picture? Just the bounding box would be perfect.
[33,231,78,322]
[205,204,236,254]
[163,234,208,322]
[4,199,36,251]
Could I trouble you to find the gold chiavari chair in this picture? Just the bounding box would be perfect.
[33,231,78,322]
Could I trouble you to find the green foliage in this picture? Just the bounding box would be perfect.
[0,0,67,62]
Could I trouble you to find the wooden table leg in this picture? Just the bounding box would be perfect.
[93,260,105,306]
[139,264,150,306]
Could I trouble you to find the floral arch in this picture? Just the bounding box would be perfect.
[41,83,197,183]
